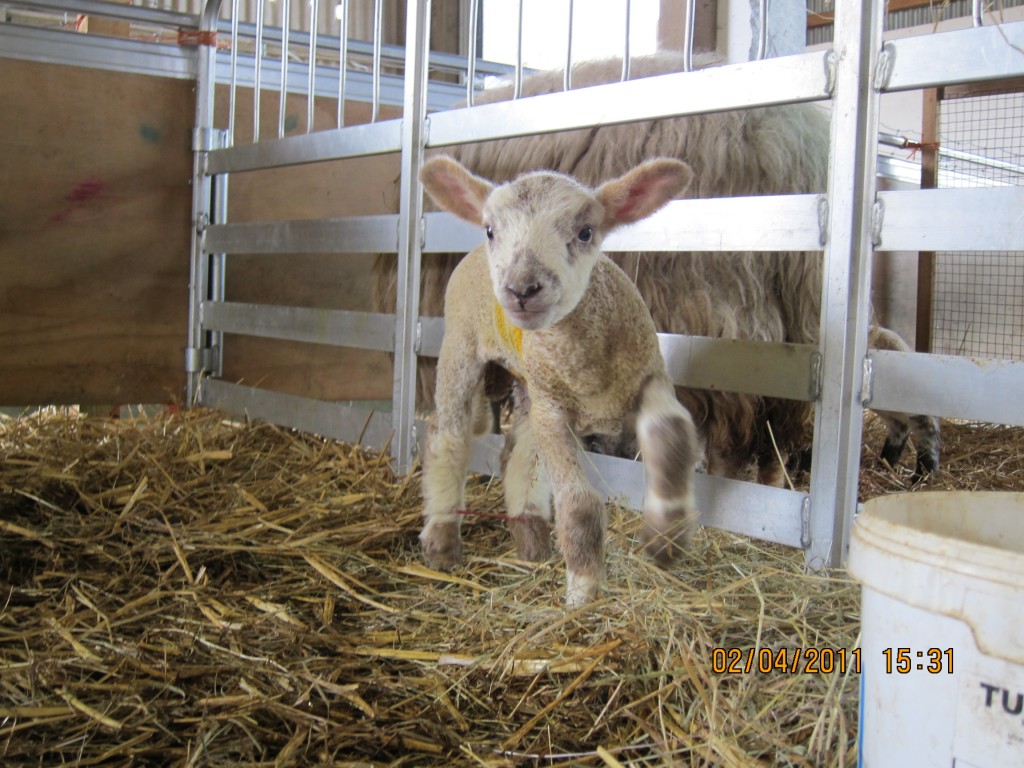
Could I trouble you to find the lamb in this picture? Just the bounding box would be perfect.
[418,155,700,606]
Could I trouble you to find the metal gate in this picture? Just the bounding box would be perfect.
[186,0,1024,570]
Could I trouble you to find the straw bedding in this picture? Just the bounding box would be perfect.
[1,408,1021,767]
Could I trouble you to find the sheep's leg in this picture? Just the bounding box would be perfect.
[875,410,940,483]
[502,412,554,562]
[531,406,606,606]
[420,351,483,570]
[636,377,700,566]
[868,326,941,482]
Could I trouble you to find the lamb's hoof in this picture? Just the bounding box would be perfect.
[511,516,553,562]
[420,521,463,570]
[565,571,600,607]
[640,510,698,568]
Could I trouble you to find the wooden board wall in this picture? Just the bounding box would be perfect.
[0,58,193,407]
[0,56,400,407]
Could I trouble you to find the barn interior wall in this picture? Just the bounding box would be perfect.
[0,55,401,407]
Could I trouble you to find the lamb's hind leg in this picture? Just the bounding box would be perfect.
[636,377,701,566]
[502,408,554,562]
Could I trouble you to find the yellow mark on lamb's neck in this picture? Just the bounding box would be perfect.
[494,302,524,358]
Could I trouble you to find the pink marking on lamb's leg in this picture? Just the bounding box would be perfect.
[636,377,700,566]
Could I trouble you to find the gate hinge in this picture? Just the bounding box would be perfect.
[824,51,838,97]
[192,127,227,153]
[817,195,829,247]
[413,320,423,355]
[185,345,219,374]
[861,354,875,406]
[873,43,896,91]
[800,496,812,550]
[809,350,823,401]
[871,198,884,247]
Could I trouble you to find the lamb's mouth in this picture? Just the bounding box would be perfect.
[504,305,551,330]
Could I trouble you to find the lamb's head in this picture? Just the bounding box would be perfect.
[420,155,693,331]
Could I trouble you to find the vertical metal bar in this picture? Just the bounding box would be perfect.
[621,0,631,81]
[563,0,573,91]
[371,0,383,122]
[253,0,265,142]
[756,0,768,60]
[188,0,226,405]
[682,0,695,72]
[337,0,348,127]
[513,0,524,99]
[467,0,479,105]
[228,0,239,144]
[308,0,320,132]
[392,0,432,472]
[807,0,885,568]
[972,0,984,27]
[279,0,291,138]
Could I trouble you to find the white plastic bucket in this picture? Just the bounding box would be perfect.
[849,491,1024,768]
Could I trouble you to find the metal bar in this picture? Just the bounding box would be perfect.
[564,0,573,91]
[13,0,195,28]
[883,21,1024,92]
[203,214,400,254]
[462,433,807,549]
[426,51,832,147]
[682,0,696,72]
[206,119,400,172]
[870,350,1024,426]
[0,23,194,79]
[621,0,631,81]
[876,188,1024,252]
[467,0,479,105]
[659,335,816,401]
[371,0,383,121]
[337,0,348,127]
[416,314,815,401]
[422,195,826,254]
[278,0,291,139]
[513,0,524,99]
[253,0,265,142]
[188,0,225,405]
[228,0,240,143]
[202,379,395,449]
[391,0,431,473]
[756,0,768,60]
[308,0,319,132]
[973,0,984,27]
[807,0,885,569]
[201,301,395,351]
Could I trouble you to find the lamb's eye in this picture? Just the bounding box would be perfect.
[485,225,495,241]
[577,226,594,243]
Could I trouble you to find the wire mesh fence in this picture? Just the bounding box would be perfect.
[934,84,1024,360]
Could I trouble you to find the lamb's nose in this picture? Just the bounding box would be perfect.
[506,283,542,308]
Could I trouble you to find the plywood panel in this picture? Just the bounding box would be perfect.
[0,58,193,406]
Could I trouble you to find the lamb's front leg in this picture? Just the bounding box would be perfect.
[636,376,701,565]
[531,405,606,606]
[421,350,483,570]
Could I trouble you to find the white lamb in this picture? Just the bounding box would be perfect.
[418,155,701,606]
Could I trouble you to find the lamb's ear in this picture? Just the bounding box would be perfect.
[596,159,694,231]
[419,156,494,226]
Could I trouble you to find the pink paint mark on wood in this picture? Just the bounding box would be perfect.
[49,178,106,224]
[66,178,105,204]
